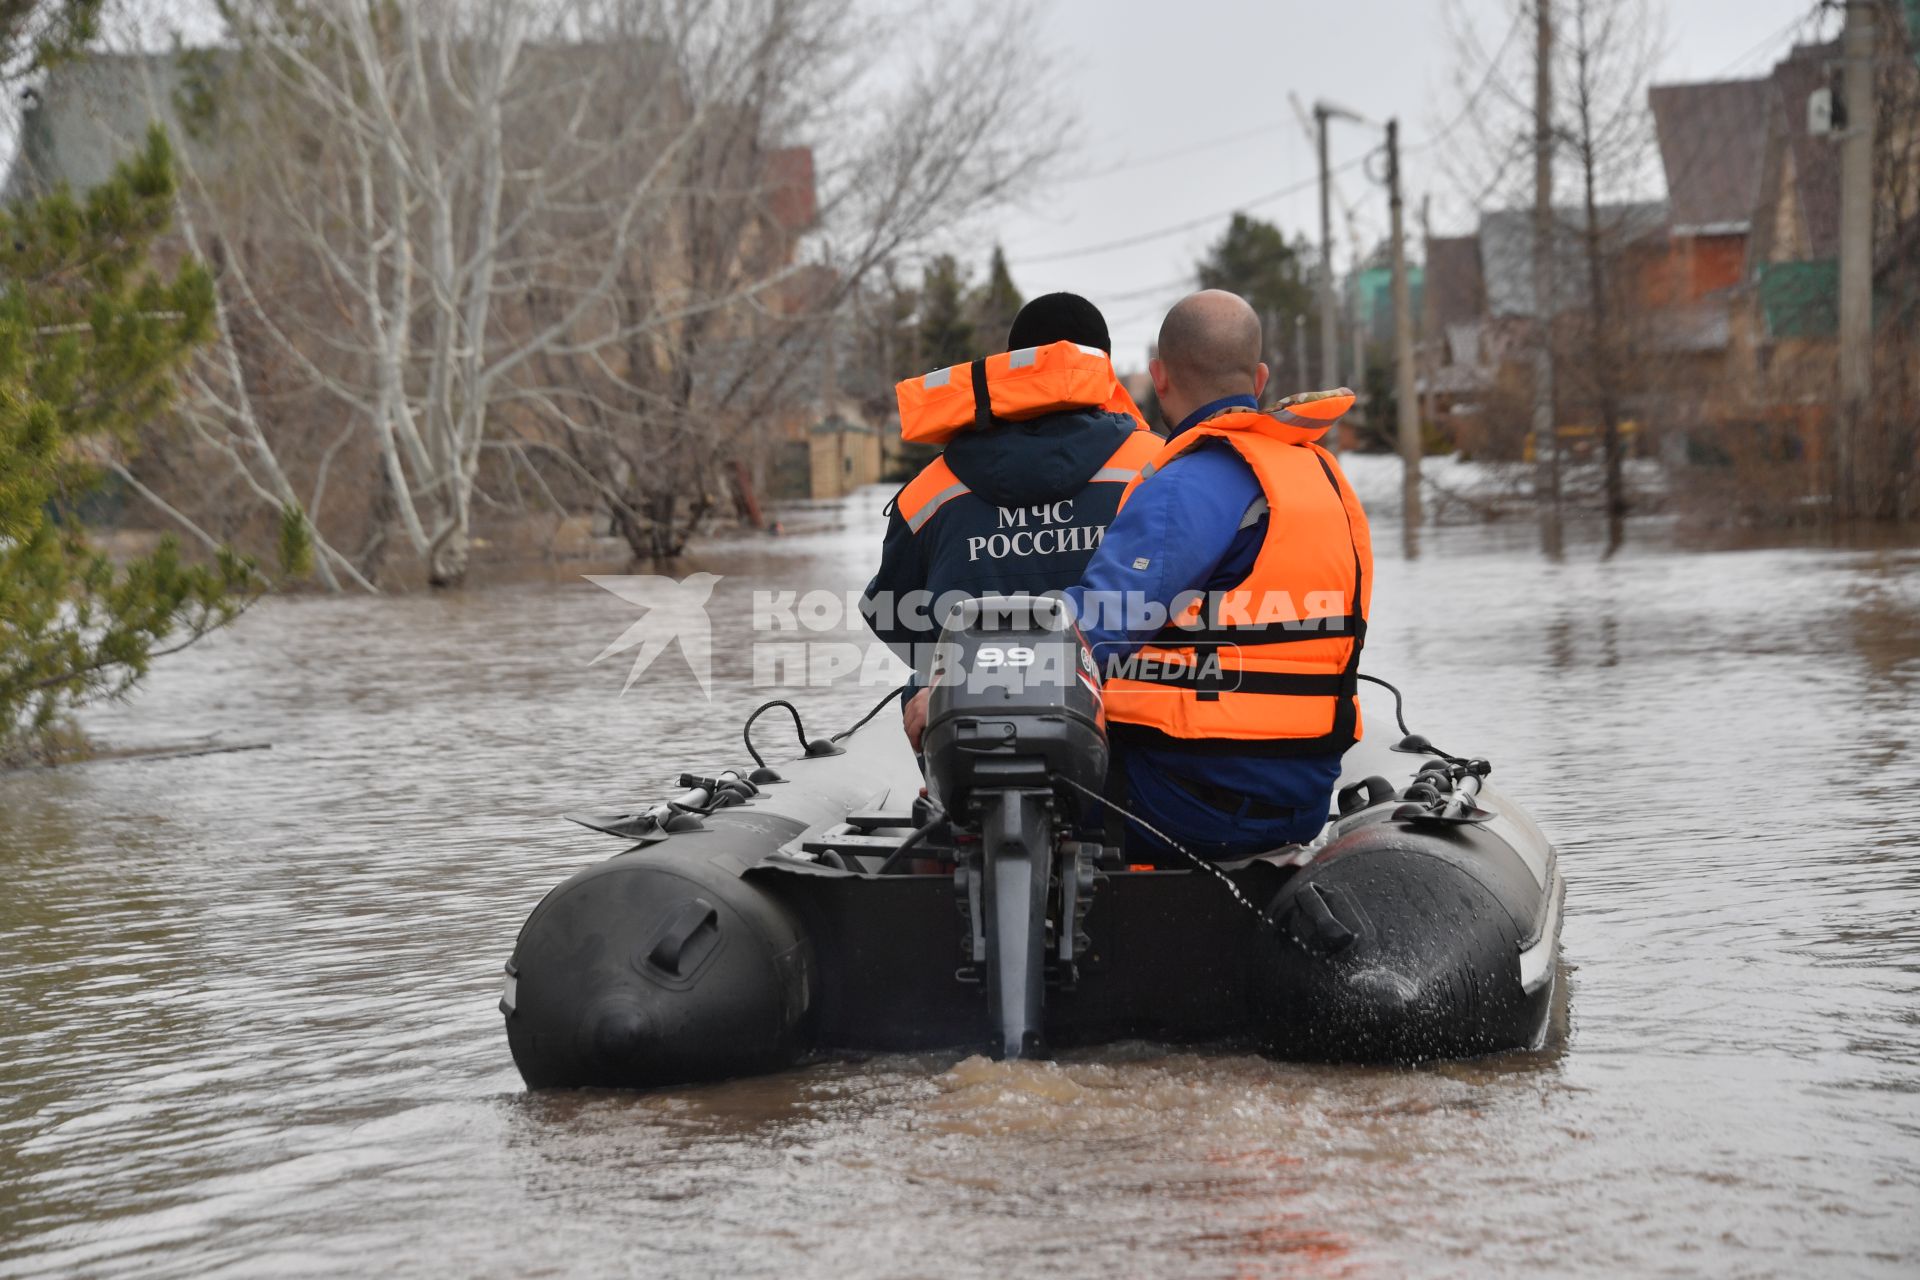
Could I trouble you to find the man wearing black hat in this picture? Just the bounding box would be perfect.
[861,293,1156,750]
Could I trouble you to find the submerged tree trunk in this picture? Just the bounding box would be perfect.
[1573,2,1628,555]
[427,528,470,589]
[1531,0,1563,556]
[1578,136,1627,552]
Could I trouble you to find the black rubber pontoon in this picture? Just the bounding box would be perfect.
[502,601,1564,1089]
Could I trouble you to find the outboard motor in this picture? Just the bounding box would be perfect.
[921,594,1106,1059]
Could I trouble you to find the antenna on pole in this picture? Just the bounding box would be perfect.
[1292,93,1374,429]
[1311,98,1367,450]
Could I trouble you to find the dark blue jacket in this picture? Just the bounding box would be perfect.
[861,407,1142,688]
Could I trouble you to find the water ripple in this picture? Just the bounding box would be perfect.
[2,498,1916,1276]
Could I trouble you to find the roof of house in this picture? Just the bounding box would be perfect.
[1478,202,1670,318]
[1648,78,1772,233]
[1755,42,1843,262]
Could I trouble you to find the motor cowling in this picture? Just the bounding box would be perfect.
[922,593,1107,813]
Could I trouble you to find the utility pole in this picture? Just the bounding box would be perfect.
[1420,193,1437,435]
[1531,0,1562,553]
[1836,0,1877,518]
[1351,285,1368,431]
[1294,314,1308,400]
[1388,120,1422,541]
[1317,102,1338,397]
[822,302,847,498]
[1316,100,1364,450]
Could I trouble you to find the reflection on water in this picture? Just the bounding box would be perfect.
[2,481,1917,1277]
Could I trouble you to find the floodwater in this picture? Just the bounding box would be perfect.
[3,465,1917,1277]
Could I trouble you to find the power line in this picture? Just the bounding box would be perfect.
[1007,16,1529,277]
[1052,121,1293,188]
[1008,153,1369,267]
[1105,298,1181,335]
[1011,5,1834,287]
[1706,0,1833,80]
[1406,8,1527,157]
[1100,272,1200,303]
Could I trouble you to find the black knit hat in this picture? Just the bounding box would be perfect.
[1007,292,1111,354]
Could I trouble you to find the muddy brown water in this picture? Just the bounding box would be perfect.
[3,481,1917,1277]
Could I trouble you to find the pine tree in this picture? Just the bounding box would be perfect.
[0,125,309,762]
[1195,213,1314,336]
[917,254,973,370]
[971,244,1024,353]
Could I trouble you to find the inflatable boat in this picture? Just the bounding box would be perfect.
[501,599,1565,1089]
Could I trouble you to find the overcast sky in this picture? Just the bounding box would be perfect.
[2,0,1839,377]
[977,0,1838,370]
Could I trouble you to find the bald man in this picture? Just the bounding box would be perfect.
[1065,291,1373,862]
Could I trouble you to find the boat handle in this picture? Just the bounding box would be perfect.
[647,899,720,976]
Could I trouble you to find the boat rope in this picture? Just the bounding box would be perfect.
[1356,672,1412,736]
[1049,772,1276,929]
[743,683,914,768]
[831,684,911,743]
[1355,672,1467,764]
[742,700,810,769]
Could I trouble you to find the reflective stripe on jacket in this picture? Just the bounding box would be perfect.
[897,429,1161,535]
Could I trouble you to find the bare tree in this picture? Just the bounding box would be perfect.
[497,1,1055,562]
[117,0,1054,584]
[1562,0,1661,545]
[1441,0,1662,541]
[196,0,718,585]
[29,7,384,591]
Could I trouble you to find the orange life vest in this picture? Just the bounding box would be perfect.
[1098,394,1373,756]
[896,341,1148,447]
